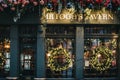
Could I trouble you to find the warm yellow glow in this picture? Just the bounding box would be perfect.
[97,54,101,58]
[41,7,76,23]
[47,53,51,57]
[112,50,116,53]
[4,44,10,49]
[41,7,114,24]
[0,53,2,56]
[4,39,10,49]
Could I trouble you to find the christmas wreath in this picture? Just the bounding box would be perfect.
[47,47,72,71]
[0,53,6,69]
[90,46,113,71]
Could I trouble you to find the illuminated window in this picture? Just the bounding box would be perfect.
[84,26,118,78]
[45,26,75,78]
[0,26,10,77]
[19,26,37,76]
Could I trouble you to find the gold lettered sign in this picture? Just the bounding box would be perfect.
[41,7,119,24]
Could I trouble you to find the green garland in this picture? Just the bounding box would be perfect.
[90,46,113,71]
[47,47,72,71]
[0,53,6,69]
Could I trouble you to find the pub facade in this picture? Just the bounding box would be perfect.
[0,0,120,80]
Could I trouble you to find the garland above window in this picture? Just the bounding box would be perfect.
[0,0,119,12]
[0,0,120,22]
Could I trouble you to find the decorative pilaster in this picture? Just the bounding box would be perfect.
[9,25,19,78]
[36,25,46,78]
[75,27,84,80]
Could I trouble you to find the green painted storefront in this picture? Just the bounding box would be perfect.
[0,3,120,80]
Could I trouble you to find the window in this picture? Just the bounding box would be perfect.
[45,26,75,78]
[84,26,118,78]
[20,48,35,71]
[19,26,37,76]
[4,39,10,72]
[0,26,10,77]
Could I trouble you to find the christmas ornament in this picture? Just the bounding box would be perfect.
[66,2,72,9]
[88,3,94,9]
[33,1,38,6]
[47,3,53,9]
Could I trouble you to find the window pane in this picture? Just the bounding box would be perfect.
[84,27,118,78]
[0,26,10,77]
[19,26,37,76]
[45,26,75,78]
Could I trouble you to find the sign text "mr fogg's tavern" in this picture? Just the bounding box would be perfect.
[46,13,114,20]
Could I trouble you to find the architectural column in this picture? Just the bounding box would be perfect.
[35,25,46,78]
[75,27,84,80]
[9,25,19,79]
